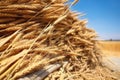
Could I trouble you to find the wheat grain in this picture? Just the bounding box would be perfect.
[0,30,19,48]
[0,27,22,33]
[17,0,31,3]
[4,4,41,10]
[0,18,15,23]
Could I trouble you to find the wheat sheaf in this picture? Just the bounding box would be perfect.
[0,0,118,80]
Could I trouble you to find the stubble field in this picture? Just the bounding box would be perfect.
[99,41,120,57]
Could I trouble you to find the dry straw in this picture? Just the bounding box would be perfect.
[0,0,119,80]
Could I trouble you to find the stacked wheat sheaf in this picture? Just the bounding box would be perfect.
[0,0,118,80]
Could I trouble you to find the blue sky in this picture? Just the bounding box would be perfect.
[71,0,120,40]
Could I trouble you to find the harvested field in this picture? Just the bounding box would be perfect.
[99,41,120,57]
[98,41,120,75]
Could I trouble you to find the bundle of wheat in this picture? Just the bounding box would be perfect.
[0,0,118,80]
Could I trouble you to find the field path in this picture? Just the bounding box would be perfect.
[102,56,120,72]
